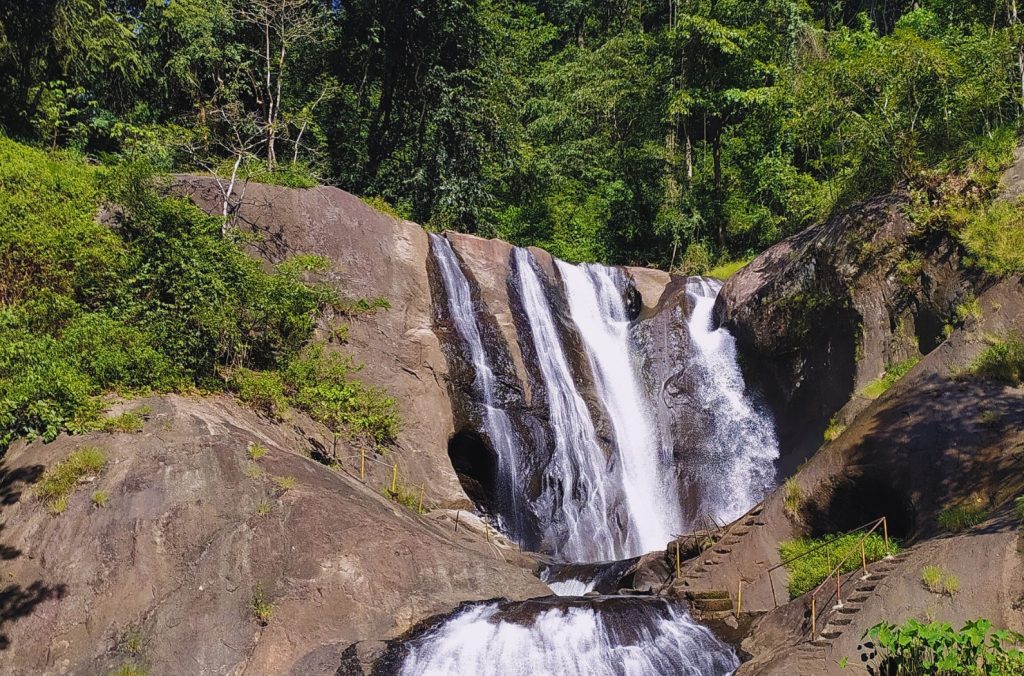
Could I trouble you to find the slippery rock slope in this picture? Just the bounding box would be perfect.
[0,396,548,675]
[715,194,982,473]
[176,177,465,507]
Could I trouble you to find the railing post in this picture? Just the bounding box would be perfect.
[737,579,743,615]
[454,509,461,532]
[390,463,398,494]
[834,568,844,609]
[811,596,817,641]
[861,540,869,579]
[675,542,681,578]
[883,517,892,559]
[360,448,366,482]
[769,571,778,609]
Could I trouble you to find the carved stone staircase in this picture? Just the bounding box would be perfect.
[684,589,735,621]
[675,503,766,588]
[803,550,912,649]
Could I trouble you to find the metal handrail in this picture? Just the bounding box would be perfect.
[765,516,889,608]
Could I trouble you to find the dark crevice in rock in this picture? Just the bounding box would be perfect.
[447,430,498,514]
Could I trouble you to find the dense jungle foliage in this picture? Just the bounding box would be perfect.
[2,0,1024,270]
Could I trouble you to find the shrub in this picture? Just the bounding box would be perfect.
[971,337,1024,384]
[361,195,411,220]
[783,478,803,520]
[943,574,960,596]
[938,503,989,531]
[230,370,288,419]
[36,447,107,514]
[823,416,846,442]
[779,532,898,598]
[91,490,109,507]
[382,481,422,512]
[867,618,1024,674]
[955,296,983,324]
[255,498,273,516]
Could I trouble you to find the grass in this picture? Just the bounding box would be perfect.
[273,476,296,492]
[247,443,268,461]
[970,337,1024,384]
[823,416,846,442]
[957,198,1024,275]
[255,498,273,516]
[707,257,752,280]
[779,532,899,598]
[245,464,264,479]
[922,565,943,592]
[36,447,107,514]
[382,481,423,512]
[95,406,152,433]
[955,296,983,324]
[922,565,960,596]
[108,665,148,676]
[252,585,273,625]
[783,478,803,520]
[361,195,411,220]
[1015,496,1024,524]
[938,503,989,531]
[91,490,109,507]
[861,357,920,399]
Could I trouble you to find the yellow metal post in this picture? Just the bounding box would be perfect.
[417,484,425,514]
[390,463,398,493]
[675,542,681,578]
[737,580,743,615]
[811,597,817,641]
[454,510,461,532]
[360,448,366,482]
[883,517,891,557]
[861,541,868,578]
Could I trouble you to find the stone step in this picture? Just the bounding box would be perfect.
[847,595,869,604]
[855,584,878,593]
[830,618,853,626]
[810,639,831,648]
[732,528,751,536]
[837,606,860,615]
[691,590,730,600]
[694,567,709,573]
[820,630,843,640]
[705,559,722,565]
[720,538,742,546]
[699,610,735,621]
[749,505,764,516]
[695,598,734,612]
[713,547,732,555]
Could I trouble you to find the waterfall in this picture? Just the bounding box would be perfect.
[514,248,626,562]
[557,261,684,554]
[430,234,527,539]
[395,598,740,676]
[684,277,778,522]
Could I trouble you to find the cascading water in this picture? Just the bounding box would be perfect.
[514,248,627,562]
[557,261,684,554]
[395,598,740,676]
[430,234,527,539]
[683,277,778,522]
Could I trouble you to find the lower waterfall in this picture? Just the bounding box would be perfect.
[395,598,739,676]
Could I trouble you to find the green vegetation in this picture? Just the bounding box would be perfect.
[0,1,1020,268]
[383,481,423,513]
[706,259,752,281]
[35,447,107,514]
[938,503,990,531]
[783,478,803,520]
[247,443,268,461]
[109,665,148,676]
[861,357,920,399]
[955,296,983,325]
[867,618,1024,675]
[362,196,411,221]
[779,532,897,598]
[0,135,397,452]
[1015,496,1024,524]
[93,406,152,433]
[255,498,273,516]
[273,476,296,492]
[971,337,1024,384]
[251,585,273,625]
[921,565,959,596]
[91,490,110,507]
[823,416,846,442]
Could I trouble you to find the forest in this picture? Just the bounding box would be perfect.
[1,0,1023,269]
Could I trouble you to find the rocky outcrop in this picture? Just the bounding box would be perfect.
[0,395,548,675]
[715,194,983,473]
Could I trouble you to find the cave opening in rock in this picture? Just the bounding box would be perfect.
[803,472,915,541]
[448,430,499,514]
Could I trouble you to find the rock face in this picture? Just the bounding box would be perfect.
[0,396,548,675]
[715,194,983,473]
